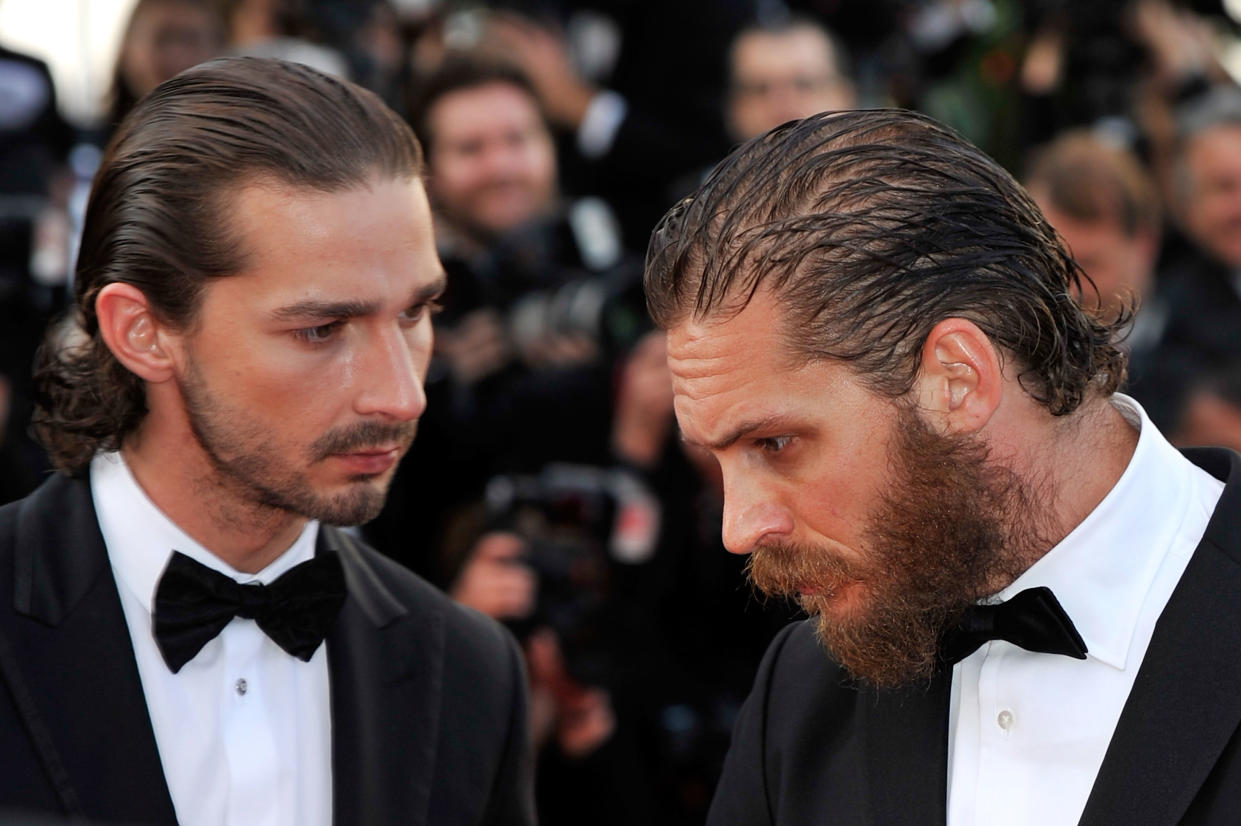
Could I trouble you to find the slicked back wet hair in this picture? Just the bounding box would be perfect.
[35,56,425,476]
[645,109,1126,416]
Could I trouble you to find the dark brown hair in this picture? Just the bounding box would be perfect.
[35,56,425,475]
[645,109,1126,416]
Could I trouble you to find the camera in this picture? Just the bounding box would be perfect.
[484,463,660,684]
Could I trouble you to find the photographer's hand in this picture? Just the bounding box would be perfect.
[480,12,598,130]
[612,331,674,468]
[436,309,514,384]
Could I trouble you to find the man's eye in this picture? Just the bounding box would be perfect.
[294,321,343,344]
[453,140,484,158]
[401,299,443,325]
[756,436,793,453]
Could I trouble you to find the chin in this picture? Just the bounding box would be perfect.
[313,488,390,526]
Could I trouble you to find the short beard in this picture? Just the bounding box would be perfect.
[747,404,1048,689]
[180,360,416,527]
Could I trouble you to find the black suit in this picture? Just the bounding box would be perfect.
[1127,247,1241,431]
[708,447,1241,825]
[0,472,535,825]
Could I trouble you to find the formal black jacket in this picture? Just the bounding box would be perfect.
[0,472,535,825]
[708,447,1241,825]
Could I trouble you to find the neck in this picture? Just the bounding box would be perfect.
[122,428,307,575]
[991,394,1139,587]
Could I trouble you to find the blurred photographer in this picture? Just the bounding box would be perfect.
[725,15,856,143]
[410,54,636,374]
[441,331,794,825]
[440,334,669,824]
[366,54,643,586]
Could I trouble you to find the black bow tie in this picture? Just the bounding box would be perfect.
[940,586,1088,666]
[153,550,347,674]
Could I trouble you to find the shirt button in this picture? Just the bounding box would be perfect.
[235,678,248,696]
[997,709,1014,730]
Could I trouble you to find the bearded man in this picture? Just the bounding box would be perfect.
[0,57,533,824]
[646,109,1241,825]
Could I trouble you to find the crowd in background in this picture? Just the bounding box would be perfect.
[3,0,1241,823]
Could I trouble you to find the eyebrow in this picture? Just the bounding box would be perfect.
[268,274,447,322]
[682,414,790,451]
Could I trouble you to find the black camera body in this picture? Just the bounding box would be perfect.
[485,464,660,685]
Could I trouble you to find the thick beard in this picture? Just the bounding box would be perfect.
[179,359,416,526]
[747,404,1048,689]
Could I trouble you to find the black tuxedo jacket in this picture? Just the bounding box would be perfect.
[708,447,1241,825]
[0,472,535,825]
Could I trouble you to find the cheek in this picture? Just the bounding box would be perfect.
[232,366,316,421]
[795,447,891,541]
[528,146,556,187]
[208,340,334,422]
[432,159,473,201]
[1204,190,1241,224]
[794,474,851,529]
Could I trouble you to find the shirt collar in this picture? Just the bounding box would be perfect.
[91,451,320,616]
[997,394,1197,670]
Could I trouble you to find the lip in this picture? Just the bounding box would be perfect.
[331,446,401,475]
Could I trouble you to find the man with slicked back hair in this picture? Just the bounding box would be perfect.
[647,108,1241,825]
[0,57,534,825]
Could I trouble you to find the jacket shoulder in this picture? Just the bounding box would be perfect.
[325,526,521,668]
[708,619,864,824]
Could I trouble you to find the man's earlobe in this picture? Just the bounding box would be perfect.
[913,318,1003,434]
[95,283,179,383]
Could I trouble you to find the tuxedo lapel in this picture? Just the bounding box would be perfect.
[1080,449,1241,826]
[9,474,176,822]
[861,671,952,825]
[324,527,447,826]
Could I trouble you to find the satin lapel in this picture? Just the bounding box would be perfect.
[861,669,952,826]
[1080,449,1241,826]
[10,474,176,822]
[324,528,446,826]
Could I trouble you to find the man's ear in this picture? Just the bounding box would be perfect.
[911,318,1003,435]
[95,283,180,383]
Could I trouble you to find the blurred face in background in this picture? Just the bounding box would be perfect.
[425,81,557,241]
[120,0,224,101]
[1181,123,1241,269]
[726,25,855,142]
[1172,386,1241,454]
[1033,196,1157,320]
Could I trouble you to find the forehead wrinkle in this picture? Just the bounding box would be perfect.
[671,374,737,410]
[668,340,749,406]
[671,321,801,379]
[668,347,734,380]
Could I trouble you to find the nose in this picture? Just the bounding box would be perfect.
[719,469,793,554]
[489,137,536,182]
[354,324,427,421]
[475,142,512,179]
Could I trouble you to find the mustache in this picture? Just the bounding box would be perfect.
[309,420,419,460]
[746,541,862,601]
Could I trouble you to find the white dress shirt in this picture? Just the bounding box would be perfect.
[91,452,333,826]
[946,395,1225,825]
